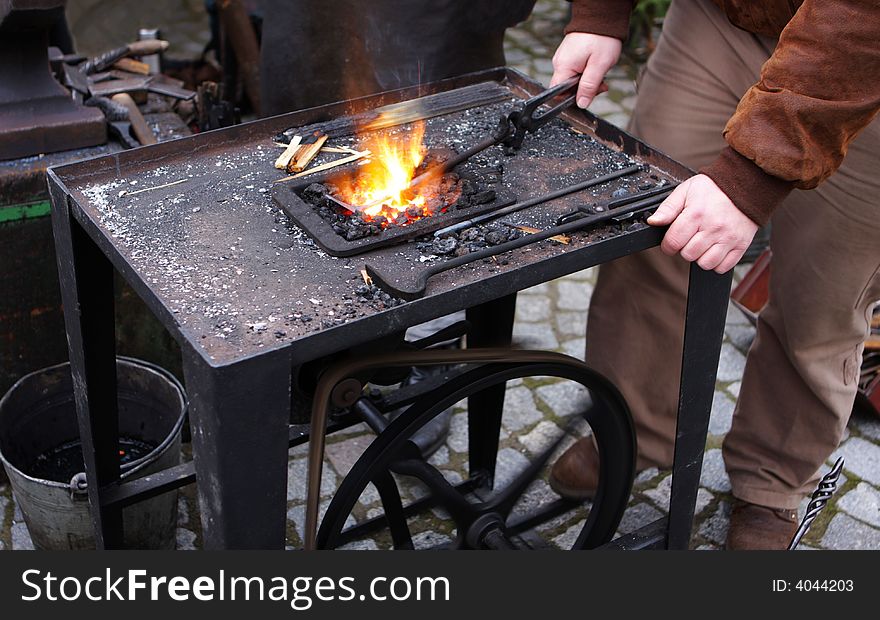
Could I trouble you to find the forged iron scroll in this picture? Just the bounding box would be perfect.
[788,457,844,550]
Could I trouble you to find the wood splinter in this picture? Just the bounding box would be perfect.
[274,150,370,184]
[274,134,303,170]
[288,132,328,173]
[514,225,570,245]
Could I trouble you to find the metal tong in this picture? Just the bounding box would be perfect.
[401,77,581,194]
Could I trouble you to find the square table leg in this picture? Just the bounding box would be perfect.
[667,263,733,549]
[50,196,124,549]
[465,293,517,488]
[182,348,293,549]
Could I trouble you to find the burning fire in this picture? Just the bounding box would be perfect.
[334,122,453,226]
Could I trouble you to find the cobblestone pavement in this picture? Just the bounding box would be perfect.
[2,0,878,551]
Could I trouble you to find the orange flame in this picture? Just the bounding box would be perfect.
[335,123,430,222]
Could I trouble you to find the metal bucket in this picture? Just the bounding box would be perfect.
[0,357,186,549]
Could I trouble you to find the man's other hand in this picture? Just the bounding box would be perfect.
[647,175,759,274]
[550,32,622,109]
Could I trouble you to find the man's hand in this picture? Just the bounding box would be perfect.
[550,32,622,109]
[647,175,759,274]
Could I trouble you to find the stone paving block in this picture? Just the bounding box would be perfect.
[0,540,4,550]
[726,325,755,355]
[698,501,731,546]
[176,528,197,550]
[394,474,430,503]
[515,295,552,322]
[502,386,544,431]
[699,449,732,493]
[709,390,736,436]
[494,447,532,490]
[287,503,355,542]
[620,95,637,111]
[552,522,585,549]
[534,58,554,78]
[726,301,752,326]
[586,96,621,117]
[643,474,714,516]
[518,420,563,454]
[411,530,453,549]
[11,521,34,550]
[506,48,530,66]
[565,268,597,283]
[338,538,379,551]
[447,412,469,453]
[833,438,880,486]
[535,381,591,418]
[716,342,747,383]
[602,112,631,128]
[512,321,559,350]
[440,469,464,486]
[850,411,880,442]
[177,497,189,527]
[837,482,880,528]
[288,459,338,502]
[821,513,880,550]
[634,468,660,486]
[329,421,371,438]
[511,479,562,520]
[560,337,586,360]
[536,508,588,539]
[695,489,715,516]
[727,381,741,398]
[520,283,550,295]
[555,311,586,337]
[617,502,663,535]
[427,446,450,468]
[556,280,593,311]
[325,435,373,477]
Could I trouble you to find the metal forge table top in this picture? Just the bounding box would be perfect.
[48,68,689,367]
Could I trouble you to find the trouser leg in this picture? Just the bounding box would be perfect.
[586,0,773,469]
[723,119,880,509]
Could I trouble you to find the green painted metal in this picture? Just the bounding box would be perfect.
[0,200,52,223]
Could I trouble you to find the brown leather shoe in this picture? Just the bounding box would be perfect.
[549,436,600,500]
[726,499,799,550]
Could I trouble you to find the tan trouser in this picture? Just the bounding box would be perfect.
[586,0,880,510]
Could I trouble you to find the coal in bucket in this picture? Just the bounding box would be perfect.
[0,357,186,549]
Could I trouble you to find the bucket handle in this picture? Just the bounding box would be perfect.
[68,472,89,501]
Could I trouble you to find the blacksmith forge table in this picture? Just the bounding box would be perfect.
[47,68,732,550]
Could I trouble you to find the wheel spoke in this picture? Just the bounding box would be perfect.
[391,458,477,525]
[372,471,414,550]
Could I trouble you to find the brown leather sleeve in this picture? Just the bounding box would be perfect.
[700,147,795,226]
[565,0,635,40]
[714,0,880,221]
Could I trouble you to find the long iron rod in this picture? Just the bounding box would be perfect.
[368,186,673,300]
[433,164,643,237]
